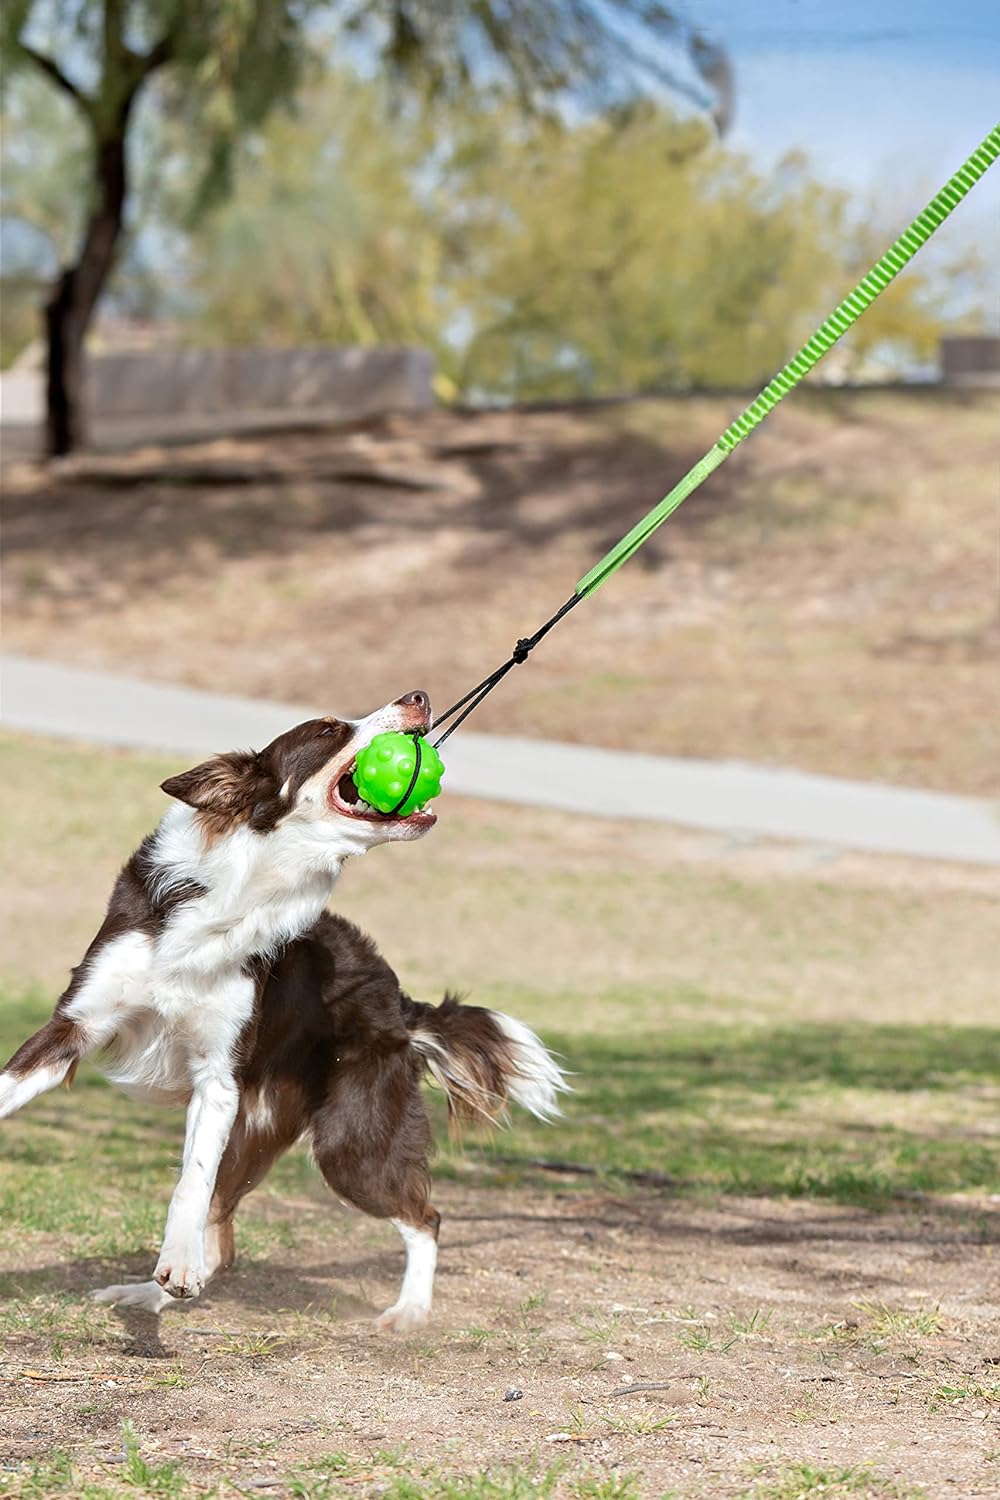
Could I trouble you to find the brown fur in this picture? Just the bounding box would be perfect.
[1,700,543,1316]
[405,995,519,1127]
[161,717,354,841]
[4,1014,84,1081]
[3,907,506,1255]
[202,913,520,1259]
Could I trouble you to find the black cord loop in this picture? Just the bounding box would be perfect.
[431,593,583,747]
[387,734,423,816]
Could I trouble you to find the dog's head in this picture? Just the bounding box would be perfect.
[160,691,437,854]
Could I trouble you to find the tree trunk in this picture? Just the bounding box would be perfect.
[44,132,129,457]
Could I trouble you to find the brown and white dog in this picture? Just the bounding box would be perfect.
[0,692,564,1331]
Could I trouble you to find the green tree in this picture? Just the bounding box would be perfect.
[1,1,729,454]
[185,84,961,399]
[440,106,950,397]
[3,0,315,452]
[189,74,445,359]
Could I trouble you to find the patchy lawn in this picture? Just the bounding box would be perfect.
[4,389,999,794]
[1,734,998,1496]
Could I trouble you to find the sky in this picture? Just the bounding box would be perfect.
[683,0,999,241]
[4,0,996,331]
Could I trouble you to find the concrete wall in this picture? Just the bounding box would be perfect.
[0,344,435,460]
[88,345,434,420]
[939,335,1000,387]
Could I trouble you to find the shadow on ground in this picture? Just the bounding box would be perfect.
[1,413,741,594]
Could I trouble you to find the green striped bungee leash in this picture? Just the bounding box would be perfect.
[353,124,1000,810]
[575,123,1000,596]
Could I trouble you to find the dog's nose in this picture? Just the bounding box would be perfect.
[397,690,430,712]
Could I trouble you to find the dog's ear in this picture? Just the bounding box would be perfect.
[161,754,248,809]
[161,752,279,832]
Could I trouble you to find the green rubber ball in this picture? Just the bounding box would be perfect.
[354,732,445,816]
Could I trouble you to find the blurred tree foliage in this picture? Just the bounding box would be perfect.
[0,60,173,369]
[1,71,86,367]
[190,82,956,398]
[2,0,320,450]
[1,0,728,449]
[189,75,445,355]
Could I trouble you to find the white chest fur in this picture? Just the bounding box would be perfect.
[78,807,342,1104]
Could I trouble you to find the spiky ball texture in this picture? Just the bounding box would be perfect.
[354,733,445,816]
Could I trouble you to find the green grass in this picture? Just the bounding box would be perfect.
[853,1302,943,1341]
[728,1307,774,1337]
[2,1436,646,1500]
[218,1330,285,1358]
[2,983,998,1300]
[118,1424,187,1497]
[675,1321,737,1355]
[0,1425,191,1500]
[377,1468,641,1500]
[452,1020,1000,1205]
[741,1461,925,1500]
[574,1312,625,1344]
[284,1456,641,1500]
[929,1379,1000,1409]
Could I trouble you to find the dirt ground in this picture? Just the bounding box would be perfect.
[2,1180,998,1499]
[4,390,998,794]
[1,390,998,1496]
[1,736,998,1498]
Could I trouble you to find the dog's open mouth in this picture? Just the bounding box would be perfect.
[330,759,436,827]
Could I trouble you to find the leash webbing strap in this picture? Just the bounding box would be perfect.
[575,122,1000,596]
[432,123,1000,740]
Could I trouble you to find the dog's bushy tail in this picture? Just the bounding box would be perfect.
[404,994,566,1127]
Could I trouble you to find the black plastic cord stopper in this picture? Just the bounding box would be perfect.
[431,593,584,748]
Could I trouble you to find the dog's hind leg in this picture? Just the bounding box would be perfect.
[371,1209,441,1334]
[200,1114,291,1282]
[310,1048,441,1333]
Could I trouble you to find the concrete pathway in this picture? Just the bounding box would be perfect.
[3,653,999,867]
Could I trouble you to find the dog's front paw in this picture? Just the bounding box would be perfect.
[154,1248,205,1300]
[374,1301,431,1335]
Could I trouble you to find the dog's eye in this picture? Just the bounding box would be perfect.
[318,723,341,737]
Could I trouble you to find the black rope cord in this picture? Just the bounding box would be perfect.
[430,593,584,748]
[387,733,424,816]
